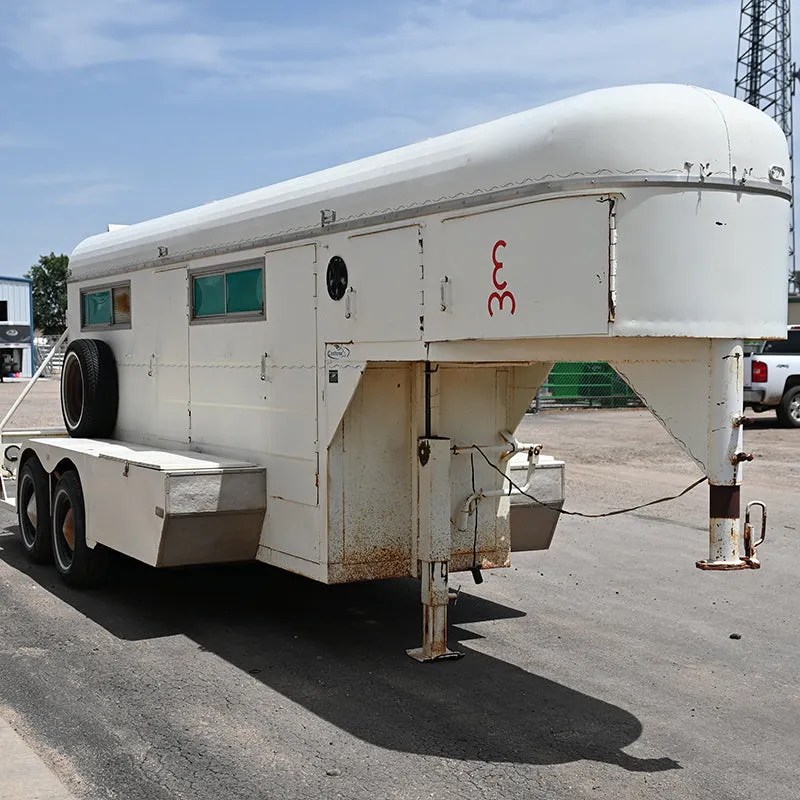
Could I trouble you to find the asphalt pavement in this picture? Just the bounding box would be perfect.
[0,408,798,799]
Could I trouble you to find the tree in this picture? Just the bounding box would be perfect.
[25,253,70,335]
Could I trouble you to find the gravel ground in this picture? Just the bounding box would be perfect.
[0,379,63,430]
[0,392,797,800]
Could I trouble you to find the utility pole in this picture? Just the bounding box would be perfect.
[735,0,799,294]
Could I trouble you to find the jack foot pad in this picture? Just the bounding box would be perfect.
[696,558,760,571]
[405,647,465,663]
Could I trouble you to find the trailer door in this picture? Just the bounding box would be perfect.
[154,267,190,444]
[261,244,321,564]
[187,260,270,460]
[426,195,612,342]
[262,244,320,508]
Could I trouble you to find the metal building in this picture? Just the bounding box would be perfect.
[0,276,34,378]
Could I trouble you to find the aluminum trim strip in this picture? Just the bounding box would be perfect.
[68,174,790,282]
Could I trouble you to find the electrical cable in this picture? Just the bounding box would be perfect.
[469,452,483,584]
[471,444,707,519]
[470,453,478,566]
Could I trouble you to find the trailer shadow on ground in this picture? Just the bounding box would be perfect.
[0,529,679,774]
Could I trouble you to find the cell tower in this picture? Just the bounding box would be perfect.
[735,0,798,293]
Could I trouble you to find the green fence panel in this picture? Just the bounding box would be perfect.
[538,362,642,409]
[547,362,584,398]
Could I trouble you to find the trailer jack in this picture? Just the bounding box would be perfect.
[407,437,464,663]
[696,499,767,571]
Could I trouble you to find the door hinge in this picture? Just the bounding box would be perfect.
[607,196,618,324]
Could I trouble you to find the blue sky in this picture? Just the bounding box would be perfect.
[0,0,783,276]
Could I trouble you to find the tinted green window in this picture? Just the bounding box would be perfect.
[193,274,226,317]
[83,290,112,326]
[226,268,263,314]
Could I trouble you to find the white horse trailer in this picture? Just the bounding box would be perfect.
[5,84,788,660]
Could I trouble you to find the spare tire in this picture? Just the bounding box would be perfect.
[61,338,118,438]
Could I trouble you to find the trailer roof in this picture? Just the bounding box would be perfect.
[69,83,789,282]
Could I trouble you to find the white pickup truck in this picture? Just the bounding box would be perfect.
[744,326,800,427]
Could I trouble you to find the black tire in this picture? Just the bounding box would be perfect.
[61,339,118,438]
[16,456,52,564]
[776,386,800,428]
[51,470,110,588]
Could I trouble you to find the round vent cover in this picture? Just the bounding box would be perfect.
[326,256,348,301]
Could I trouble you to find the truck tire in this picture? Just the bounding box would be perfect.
[16,456,52,563]
[776,386,800,428]
[60,339,118,438]
[51,470,110,588]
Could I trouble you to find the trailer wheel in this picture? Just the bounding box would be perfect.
[51,470,109,588]
[16,456,52,563]
[776,386,800,428]
[61,339,118,438]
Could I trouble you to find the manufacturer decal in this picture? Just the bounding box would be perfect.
[326,344,351,360]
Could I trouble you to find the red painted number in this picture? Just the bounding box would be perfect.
[488,291,517,316]
[488,239,516,316]
[492,239,508,290]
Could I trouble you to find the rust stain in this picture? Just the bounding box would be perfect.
[696,560,758,571]
[451,550,511,573]
[709,485,740,518]
[62,507,75,551]
[743,522,755,562]
[422,605,448,659]
[328,555,411,584]
[696,518,761,570]
[344,543,409,565]
[114,289,131,315]
[744,501,767,561]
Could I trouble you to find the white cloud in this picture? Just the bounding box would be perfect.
[0,0,754,180]
[54,181,131,207]
[2,0,223,70]
[16,172,78,186]
[3,0,739,101]
[15,170,131,205]
[268,115,436,161]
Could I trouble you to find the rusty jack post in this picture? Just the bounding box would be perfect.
[696,340,767,571]
[697,484,753,570]
[407,437,464,663]
[696,487,766,570]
